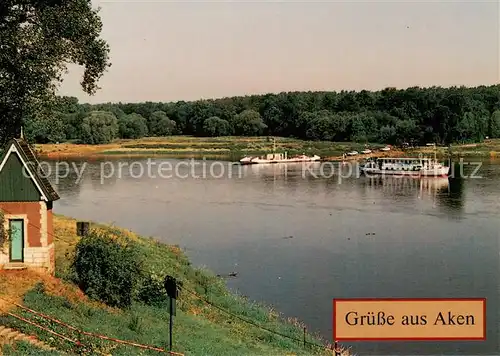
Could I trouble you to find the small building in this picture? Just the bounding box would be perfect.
[0,138,60,274]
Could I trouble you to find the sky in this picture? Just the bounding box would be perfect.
[57,0,500,104]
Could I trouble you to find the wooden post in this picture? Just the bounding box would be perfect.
[76,222,89,236]
[334,341,341,356]
[164,276,177,352]
[303,327,306,348]
[169,297,173,351]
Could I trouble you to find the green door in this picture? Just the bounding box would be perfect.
[9,220,24,262]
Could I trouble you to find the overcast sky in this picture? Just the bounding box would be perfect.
[57,0,499,104]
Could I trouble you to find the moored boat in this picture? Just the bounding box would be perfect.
[240,152,321,165]
[360,157,449,177]
[239,137,321,165]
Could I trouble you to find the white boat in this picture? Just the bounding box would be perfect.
[360,157,449,177]
[380,146,391,151]
[347,151,358,156]
[239,138,321,165]
[361,149,372,154]
[240,152,321,165]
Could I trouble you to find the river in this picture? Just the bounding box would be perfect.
[44,157,500,355]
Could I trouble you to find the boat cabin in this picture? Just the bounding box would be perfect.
[382,158,424,171]
[362,156,448,176]
[367,157,438,171]
[265,152,287,161]
[0,139,60,274]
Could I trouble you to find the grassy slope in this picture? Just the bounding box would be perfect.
[1,342,60,356]
[0,215,335,356]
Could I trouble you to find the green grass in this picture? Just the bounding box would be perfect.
[32,136,500,161]
[99,136,386,160]
[1,341,61,356]
[41,135,500,161]
[3,292,323,355]
[0,215,332,356]
[400,140,500,159]
[447,140,500,157]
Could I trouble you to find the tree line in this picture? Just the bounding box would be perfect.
[1,2,498,147]
[25,85,500,145]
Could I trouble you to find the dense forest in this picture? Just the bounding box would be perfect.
[25,85,500,146]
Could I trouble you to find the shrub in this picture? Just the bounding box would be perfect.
[136,271,167,307]
[71,230,144,308]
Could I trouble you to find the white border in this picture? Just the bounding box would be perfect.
[2,214,29,261]
[0,143,48,201]
[39,201,48,246]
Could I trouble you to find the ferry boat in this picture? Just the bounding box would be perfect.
[239,152,321,165]
[360,157,449,177]
[239,138,321,165]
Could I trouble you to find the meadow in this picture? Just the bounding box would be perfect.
[36,136,384,161]
[34,136,500,163]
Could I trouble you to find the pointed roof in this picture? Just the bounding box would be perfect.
[0,139,60,202]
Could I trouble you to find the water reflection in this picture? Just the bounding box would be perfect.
[246,162,466,217]
[362,175,449,193]
[247,161,323,179]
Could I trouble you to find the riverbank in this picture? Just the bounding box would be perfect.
[35,136,383,161]
[0,215,344,356]
[35,136,500,162]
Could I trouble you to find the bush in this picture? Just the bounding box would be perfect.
[72,230,144,308]
[136,271,167,307]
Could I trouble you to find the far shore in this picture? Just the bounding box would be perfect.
[35,136,500,162]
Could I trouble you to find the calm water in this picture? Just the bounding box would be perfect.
[45,157,500,355]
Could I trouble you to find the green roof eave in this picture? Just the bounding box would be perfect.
[0,139,60,202]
